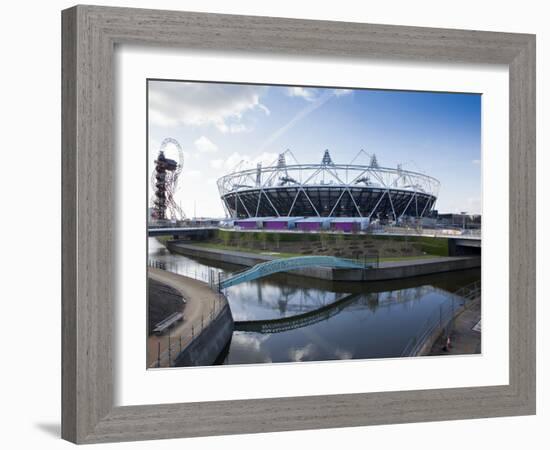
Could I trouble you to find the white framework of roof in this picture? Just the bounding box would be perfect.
[216,150,440,220]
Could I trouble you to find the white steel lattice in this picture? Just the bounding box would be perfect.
[217,150,440,220]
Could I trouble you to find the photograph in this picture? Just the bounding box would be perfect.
[2,0,541,446]
[146,80,482,368]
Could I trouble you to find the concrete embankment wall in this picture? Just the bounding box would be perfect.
[174,303,234,367]
[168,241,269,266]
[333,256,481,282]
[167,241,480,282]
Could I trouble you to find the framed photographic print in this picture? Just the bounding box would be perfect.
[62,5,536,444]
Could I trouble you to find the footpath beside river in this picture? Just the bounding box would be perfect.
[428,298,482,356]
[147,267,233,368]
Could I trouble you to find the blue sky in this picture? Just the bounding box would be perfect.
[148,80,481,218]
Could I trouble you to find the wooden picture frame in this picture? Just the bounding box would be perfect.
[61,5,536,444]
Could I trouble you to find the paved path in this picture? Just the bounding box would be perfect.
[428,298,481,356]
[147,267,225,368]
[377,256,473,268]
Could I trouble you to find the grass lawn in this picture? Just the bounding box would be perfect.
[193,242,302,258]
[191,241,444,262]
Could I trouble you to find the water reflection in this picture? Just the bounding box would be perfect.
[148,238,480,364]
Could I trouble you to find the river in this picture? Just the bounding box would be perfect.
[148,238,480,364]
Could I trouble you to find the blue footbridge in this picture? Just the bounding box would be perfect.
[218,256,373,290]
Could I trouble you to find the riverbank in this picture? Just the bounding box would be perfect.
[147,267,233,368]
[427,298,481,356]
[167,241,481,282]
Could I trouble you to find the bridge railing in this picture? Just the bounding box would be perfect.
[217,253,379,290]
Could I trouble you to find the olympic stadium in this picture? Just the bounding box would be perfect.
[217,150,440,222]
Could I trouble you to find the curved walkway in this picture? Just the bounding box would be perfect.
[428,297,481,356]
[147,267,225,367]
[220,256,366,289]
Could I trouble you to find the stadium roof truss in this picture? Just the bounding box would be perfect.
[217,151,440,220]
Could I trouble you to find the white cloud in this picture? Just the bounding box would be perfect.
[149,81,269,132]
[472,159,481,165]
[194,136,218,153]
[289,343,315,362]
[210,151,279,172]
[286,87,351,102]
[185,169,201,178]
[286,86,318,101]
[210,159,224,170]
[232,333,269,352]
[218,122,254,134]
[333,88,352,97]
[334,349,353,359]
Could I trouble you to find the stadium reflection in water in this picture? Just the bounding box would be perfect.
[149,239,480,365]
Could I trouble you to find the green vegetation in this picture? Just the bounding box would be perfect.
[194,241,301,258]
[221,230,231,247]
[417,236,449,256]
[190,240,439,263]
[154,236,173,246]
[210,229,450,258]
[259,231,268,250]
[369,234,449,257]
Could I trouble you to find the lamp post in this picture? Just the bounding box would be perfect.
[460,211,467,230]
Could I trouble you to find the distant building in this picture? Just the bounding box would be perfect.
[437,213,481,229]
[182,217,222,227]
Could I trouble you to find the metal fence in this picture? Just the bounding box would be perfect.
[149,290,228,368]
[148,259,223,290]
[147,259,228,368]
[351,251,380,269]
[379,226,481,239]
[401,280,481,357]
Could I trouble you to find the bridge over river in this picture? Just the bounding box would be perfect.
[218,256,373,289]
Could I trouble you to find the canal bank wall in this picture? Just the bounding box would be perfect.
[147,268,234,367]
[334,256,481,282]
[166,242,481,282]
[401,289,481,357]
[174,302,233,366]
[426,297,481,356]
